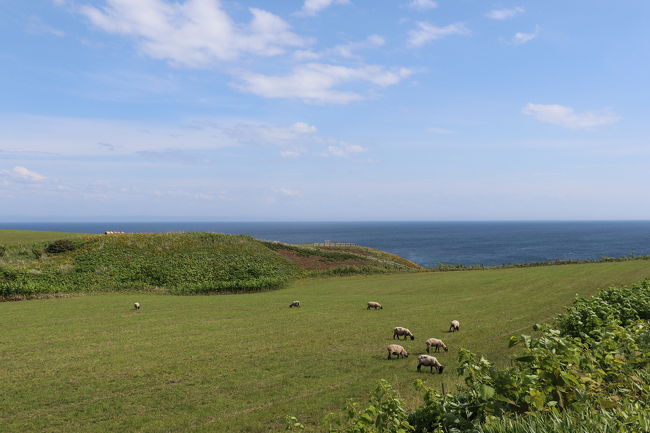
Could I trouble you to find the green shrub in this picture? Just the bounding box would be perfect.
[325,380,414,433]
[45,239,78,254]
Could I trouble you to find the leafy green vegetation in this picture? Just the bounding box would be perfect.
[0,231,421,299]
[2,259,650,432]
[0,233,300,297]
[332,280,650,433]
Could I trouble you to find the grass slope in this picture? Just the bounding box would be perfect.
[0,229,88,246]
[2,260,650,432]
[0,232,419,298]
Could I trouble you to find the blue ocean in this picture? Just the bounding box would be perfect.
[2,221,650,268]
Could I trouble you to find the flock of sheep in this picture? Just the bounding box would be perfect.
[289,299,460,374]
[132,299,459,375]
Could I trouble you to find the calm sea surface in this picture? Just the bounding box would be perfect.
[2,221,650,268]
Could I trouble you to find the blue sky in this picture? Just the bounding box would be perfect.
[1,0,649,221]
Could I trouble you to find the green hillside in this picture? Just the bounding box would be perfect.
[0,231,421,299]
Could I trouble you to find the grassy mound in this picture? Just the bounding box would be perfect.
[0,231,421,298]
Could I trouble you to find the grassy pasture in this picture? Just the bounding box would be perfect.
[0,229,88,246]
[2,260,650,432]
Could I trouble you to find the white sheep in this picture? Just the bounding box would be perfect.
[367,301,383,310]
[393,326,415,340]
[386,344,409,359]
[133,302,140,310]
[449,320,460,332]
[289,300,301,308]
[417,354,444,374]
[425,338,448,353]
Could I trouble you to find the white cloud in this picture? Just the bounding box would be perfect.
[298,0,349,17]
[235,63,412,104]
[276,187,301,197]
[512,26,540,45]
[486,7,525,20]
[80,0,306,67]
[324,143,366,157]
[522,103,620,130]
[408,22,469,47]
[331,34,385,58]
[408,0,438,11]
[0,166,46,182]
[293,34,385,61]
[293,49,322,61]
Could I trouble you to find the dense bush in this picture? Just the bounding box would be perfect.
[557,280,650,339]
[45,239,78,254]
[478,401,650,433]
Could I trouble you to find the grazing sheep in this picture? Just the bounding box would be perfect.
[289,300,301,308]
[417,354,444,374]
[367,301,383,310]
[386,344,409,360]
[449,320,460,332]
[393,327,415,340]
[425,338,449,353]
[133,302,140,310]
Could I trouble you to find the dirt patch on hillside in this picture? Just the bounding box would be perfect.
[272,248,370,270]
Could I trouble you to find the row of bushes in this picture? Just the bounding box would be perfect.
[434,255,650,272]
[314,280,650,432]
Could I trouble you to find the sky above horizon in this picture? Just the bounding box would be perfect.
[1,0,649,221]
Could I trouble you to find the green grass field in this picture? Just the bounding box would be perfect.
[0,229,88,246]
[3,259,650,432]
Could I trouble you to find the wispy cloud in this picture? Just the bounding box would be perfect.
[293,34,385,61]
[408,0,438,11]
[486,7,525,20]
[408,22,469,47]
[512,26,540,45]
[0,115,369,160]
[235,63,412,104]
[522,103,620,130]
[0,166,46,183]
[322,142,367,157]
[275,187,302,197]
[136,149,210,164]
[297,0,350,17]
[80,0,306,67]
[25,16,65,37]
[0,115,322,158]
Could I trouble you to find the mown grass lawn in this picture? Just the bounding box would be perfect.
[2,260,650,432]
